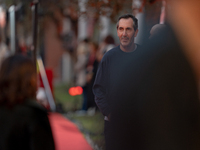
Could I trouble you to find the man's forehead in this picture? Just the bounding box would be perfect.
[118,18,134,27]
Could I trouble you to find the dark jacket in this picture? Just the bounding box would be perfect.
[0,100,55,150]
[93,44,142,117]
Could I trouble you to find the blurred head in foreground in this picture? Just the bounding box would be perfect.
[0,54,36,107]
[149,24,167,39]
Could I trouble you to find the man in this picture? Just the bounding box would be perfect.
[93,14,140,149]
[94,12,200,150]
[116,14,138,52]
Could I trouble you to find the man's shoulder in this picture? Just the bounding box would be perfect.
[136,43,143,49]
[134,43,145,55]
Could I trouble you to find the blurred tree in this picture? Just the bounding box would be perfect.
[2,0,162,38]
[1,0,162,55]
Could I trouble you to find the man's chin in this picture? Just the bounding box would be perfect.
[121,43,130,48]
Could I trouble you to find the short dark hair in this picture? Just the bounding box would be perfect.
[116,14,138,31]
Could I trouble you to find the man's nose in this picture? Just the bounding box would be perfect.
[122,30,127,36]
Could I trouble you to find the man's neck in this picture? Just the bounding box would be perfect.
[120,43,137,53]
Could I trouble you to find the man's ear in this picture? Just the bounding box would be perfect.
[134,29,139,37]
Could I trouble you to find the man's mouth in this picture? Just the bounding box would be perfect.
[122,38,128,42]
[122,36,129,39]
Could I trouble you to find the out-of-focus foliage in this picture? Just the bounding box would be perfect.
[3,0,133,22]
[2,0,161,28]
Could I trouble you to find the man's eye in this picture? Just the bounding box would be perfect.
[126,28,132,33]
[119,28,123,31]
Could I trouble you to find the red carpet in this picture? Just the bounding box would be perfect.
[48,113,93,150]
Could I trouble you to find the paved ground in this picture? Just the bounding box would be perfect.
[48,112,93,150]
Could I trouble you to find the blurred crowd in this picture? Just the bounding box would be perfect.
[74,35,116,114]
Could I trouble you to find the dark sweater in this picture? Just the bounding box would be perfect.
[101,25,200,150]
[93,44,142,117]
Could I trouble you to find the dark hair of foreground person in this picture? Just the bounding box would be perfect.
[0,54,55,150]
[0,54,36,106]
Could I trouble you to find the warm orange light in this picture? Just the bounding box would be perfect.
[68,86,83,96]
[76,86,83,95]
[69,87,76,96]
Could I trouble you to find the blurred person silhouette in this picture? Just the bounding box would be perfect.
[74,38,90,112]
[165,0,200,93]
[86,41,99,114]
[0,35,10,68]
[17,37,28,56]
[0,54,55,150]
[99,35,116,55]
[93,14,140,149]
[86,41,98,83]
[149,23,167,39]
[106,1,200,149]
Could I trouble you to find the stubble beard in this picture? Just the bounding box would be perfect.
[120,36,129,47]
[120,37,134,50]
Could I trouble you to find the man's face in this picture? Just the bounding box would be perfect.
[117,18,138,50]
